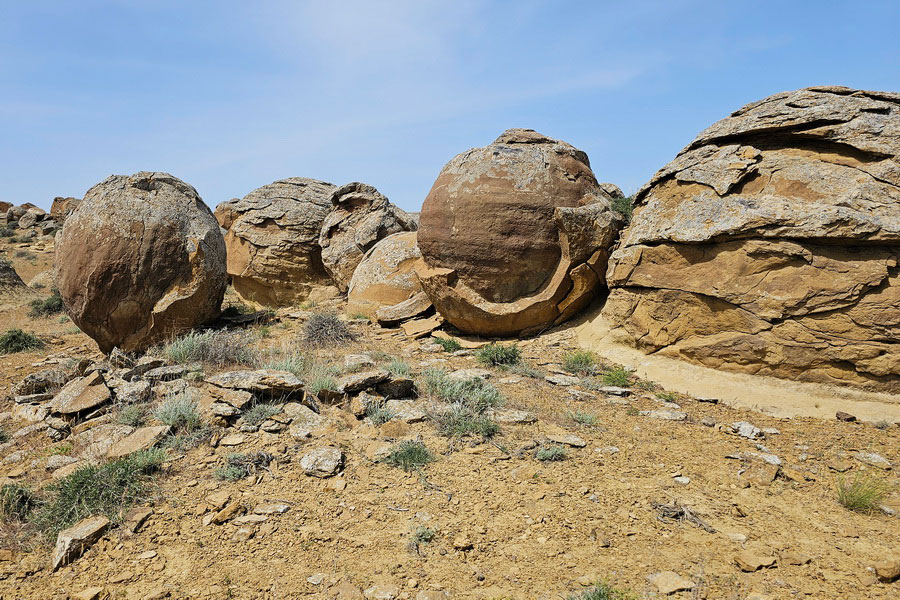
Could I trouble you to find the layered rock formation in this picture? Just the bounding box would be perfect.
[416,129,623,336]
[603,86,900,391]
[346,231,425,319]
[56,172,226,353]
[319,183,417,292]
[224,178,337,306]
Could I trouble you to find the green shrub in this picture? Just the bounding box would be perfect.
[214,451,273,481]
[0,226,15,237]
[241,402,282,426]
[385,441,434,471]
[656,391,679,403]
[433,337,461,353]
[0,329,44,354]
[567,582,633,600]
[0,484,38,522]
[116,405,148,428]
[570,411,599,427]
[432,404,499,438]
[365,401,396,425]
[563,350,599,375]
[836,473,891,513]
[28,289,64,318]
[261,353,306,377]
[154,393,203,432]
[162,329,258,367]
[422,369,502,412]
[0,428,8,444]
[33,449,165,539]
[387,359,411,378]
[409,525,435,545]
[536,445,567,462]
[601,367,631,387]
[475,343,521,367]
[302,312,356,347]
[610,196,634,224]
[304,362,339,396]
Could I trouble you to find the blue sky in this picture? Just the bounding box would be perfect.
[1,1,898,212]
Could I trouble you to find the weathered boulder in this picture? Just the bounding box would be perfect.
[224,178,337,306]
[213,198,240,230]
[5,203,39,223]
[346,231,426,318]
[50,197,81,222]
[416,129,623,336]
[319,183,417,292]
[0,258,25,290]
[55,172,227,353]
[17,207,46,229]
[0,201,11,214]
[603,87,900,392]
[599,182,625,199]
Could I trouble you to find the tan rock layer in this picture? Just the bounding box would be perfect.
[604,87,900,392]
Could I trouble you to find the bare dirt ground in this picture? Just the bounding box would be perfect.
[0,237,898,600]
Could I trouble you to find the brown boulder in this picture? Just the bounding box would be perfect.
[50,197,81,222]
[56,172,226,353]
[214,198,240,230]
[0,257,25,290]
[0,201,11,214]
[602,87,900,392]
[416,128,623,336]
[346,231,424,318]
[224,178,337,306]
[319,183,417,292]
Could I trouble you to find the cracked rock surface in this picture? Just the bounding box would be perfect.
[55,172,226,353]
[603,87,900,392]
[416,128,624,336]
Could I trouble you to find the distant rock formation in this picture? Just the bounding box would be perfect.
[602,86,900,391]
[50,197,81,222]
[319,183,417,293]
[224,178,337,306]
[56,172,226,353]
[416,128,624,336]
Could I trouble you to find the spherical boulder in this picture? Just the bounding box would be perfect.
[602,86,900,392]
[415,129,624,336]
[224,178,337,306]
[319,183,417,292]
[346,231,423,318]
[56,172,226,353]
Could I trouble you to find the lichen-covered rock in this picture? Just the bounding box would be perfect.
[224,178,337,306]
[319,183,417,292]
[603,87,900,392]
[346,231,424,318]
[55,172,226,353]
[416,129,623,336]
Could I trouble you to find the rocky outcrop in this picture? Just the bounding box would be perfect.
[214,198,240,230]
[50,197,81,222]
[224,178,336,306]
[346,231,425,318]
[17,207,47,229]
[56,172,226,353]
[416,129,624,336]
[0,258,25,290]
[603,87,900,392]
[319,183,417,292]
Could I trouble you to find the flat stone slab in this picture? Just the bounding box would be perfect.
[106,425,170,459]
[401,316,443,339]
[376,292,433,326]
[207,370,303,397]
[52,516,110,571]
[337,370,390,394]
[50,372,111,415]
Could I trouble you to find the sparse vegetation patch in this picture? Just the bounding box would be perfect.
[302,312,356,347]
[0,328,44,354]
[162,329,258,367]
[28,289,64,318]
[836,472,890,513]
[475,342,521,366]
[563,350,599,375]
[385,440,435,471]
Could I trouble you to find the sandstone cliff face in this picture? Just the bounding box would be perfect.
[603,87,900,391]
[56,172,226,353]
[224,178,336,306]
[417,129,623,336]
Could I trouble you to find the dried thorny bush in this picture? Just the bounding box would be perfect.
[302,312,356,347]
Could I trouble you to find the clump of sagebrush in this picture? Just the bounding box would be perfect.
[32,449,165,539]
[215,451,273,481]
[304,362,339,396]
[475,342,521,367]
[385,440,434,471]
[567,582,633,600]
[240,401,282,426]
[302,312,356,347]
[162,329,258,367]
[432,404,499,438]
[601,367,631,387]
[836,472,891,513]
[153,392,209,450]
[423,369,503,411]
[563,350,600,375]
[259,351,306,377]
[634,379,658,392]
[116,404,148,428]
[536,445,567,462]
[433,337,461,353]
[0,227,14,238]
[569,411,599,427]
[407,525,436,552]
[387,358,411,378]
[0,329,44,355]
[656,391,679,403]
[0,484,38,522]
[610,196,634,225]
[28,289,64,318]
[365,400,395,426]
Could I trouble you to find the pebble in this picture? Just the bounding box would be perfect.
[219,434,245,446]
[647,571,694,595]
[672,476,691,485]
